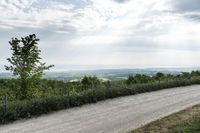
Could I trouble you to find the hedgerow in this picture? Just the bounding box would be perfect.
[1,76,200,124]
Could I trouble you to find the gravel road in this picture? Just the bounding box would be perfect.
[1,85,200,133]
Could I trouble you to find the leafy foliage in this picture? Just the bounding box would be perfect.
[5,34,54,99]
[81,76,101,90]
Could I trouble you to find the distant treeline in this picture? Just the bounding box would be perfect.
[0,71,200,124]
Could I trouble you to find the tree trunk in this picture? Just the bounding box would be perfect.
[20,78,28,100]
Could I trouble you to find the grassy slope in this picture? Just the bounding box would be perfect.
[131,104,200,133]
[170,117,200,133]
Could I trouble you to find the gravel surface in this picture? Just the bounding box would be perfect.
[1,85,200,133]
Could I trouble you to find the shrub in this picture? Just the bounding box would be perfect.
[1,76,200,124]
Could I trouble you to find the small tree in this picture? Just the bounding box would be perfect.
[126,75,136,85]
[5,34,54,100]
[81,76,100,90]
[155,72,165,83]
[181,72,191,80]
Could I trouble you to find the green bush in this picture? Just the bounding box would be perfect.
[1,76,200,124]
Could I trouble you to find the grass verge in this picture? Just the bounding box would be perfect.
[131,104,200,133]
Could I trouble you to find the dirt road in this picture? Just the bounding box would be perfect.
[1,85,200,133]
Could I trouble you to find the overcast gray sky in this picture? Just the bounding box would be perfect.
[0,0,200,70]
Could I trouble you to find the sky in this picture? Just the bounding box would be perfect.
[0,0,200,71]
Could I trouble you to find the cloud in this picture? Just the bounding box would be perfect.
[171,0,200,12]
[167,0,200,23]
[184,12,200,21]
[114,0,129,3]
[0,0,87,31]
[1,0,200,69]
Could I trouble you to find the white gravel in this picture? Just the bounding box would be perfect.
[1,85,200,133]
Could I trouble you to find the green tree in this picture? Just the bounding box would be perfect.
[5,34,54,100]
[181,72,191,80]
[155,72,165,82]
[191,71,200,77]
[81,76,100,90]
[126,75,136,85]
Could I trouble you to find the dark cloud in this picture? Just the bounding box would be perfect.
[114,0,129,3]
[172,0,200,12]
[170,0,200,22]
[185,14,200,21]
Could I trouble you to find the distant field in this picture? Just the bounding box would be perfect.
[0,68,198,81]
[132,104,200,133]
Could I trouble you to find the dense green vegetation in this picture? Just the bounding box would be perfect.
[1,71,200,124]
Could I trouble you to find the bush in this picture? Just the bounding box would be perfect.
[1,76,200,124]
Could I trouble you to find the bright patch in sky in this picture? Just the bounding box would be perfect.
[0,0,200,70]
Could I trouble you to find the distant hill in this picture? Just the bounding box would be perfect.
[1,67,199,81]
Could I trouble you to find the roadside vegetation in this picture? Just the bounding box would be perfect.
[1,34,200,124]
[131,104,200,133]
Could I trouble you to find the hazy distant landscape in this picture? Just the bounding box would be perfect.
[1,67,200,81]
